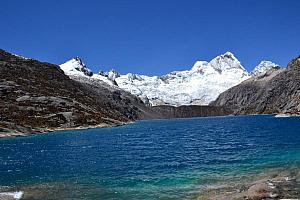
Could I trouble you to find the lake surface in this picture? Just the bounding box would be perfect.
[0,115,300,199]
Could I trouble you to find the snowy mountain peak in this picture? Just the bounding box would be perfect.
[209,52,246,72]
[214,51,238,62]
[115,52,251,106]
[60,57,93,77]
[251,61,280,78]
[224,51,235,57]
[191,52,248,77]
[73,56,83,64]
[59,52,257,106]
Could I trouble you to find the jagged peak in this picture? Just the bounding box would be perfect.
[191,52,247,74]
[222,51,236,59]
[212,51,238,62]
[210,51,240,64]
[251,60,280,77]
[60,57,93,77]
[210,52,248,73]
[68,56,84,65]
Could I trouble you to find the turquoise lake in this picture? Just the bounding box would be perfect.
[0,115,300,199]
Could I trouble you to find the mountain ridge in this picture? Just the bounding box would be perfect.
[60,52,279,106]
[211,55,299,116]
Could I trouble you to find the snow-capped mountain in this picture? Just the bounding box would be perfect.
[250,61,280,78]
[60,57,120,87]
[115,52,250,106]
[60,57,93,77]
[60,52,252,106]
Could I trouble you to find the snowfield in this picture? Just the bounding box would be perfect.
[59,52,279,106]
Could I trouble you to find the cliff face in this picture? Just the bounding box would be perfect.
[0,49,158,136]
[150,105,232,119]
[211,56,300,115]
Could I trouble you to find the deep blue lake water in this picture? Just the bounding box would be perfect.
[0,115,300,199]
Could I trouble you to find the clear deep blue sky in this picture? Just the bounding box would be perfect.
[1,0,300,75]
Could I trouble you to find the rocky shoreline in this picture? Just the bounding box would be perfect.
[0,166,299,200]
[2,113,300,139]
[0,121,131,139]
[197,166,300,200]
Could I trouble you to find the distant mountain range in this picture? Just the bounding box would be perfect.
[0,48,298,137]
[59,52,280,106]
[0,49,229,137]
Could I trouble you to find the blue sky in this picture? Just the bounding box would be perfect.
[1,0,300,75]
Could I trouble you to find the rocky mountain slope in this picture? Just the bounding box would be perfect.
[151,105,232,119]
[0,49,159,137]
[211,56,300,115]
[60,52,252,106]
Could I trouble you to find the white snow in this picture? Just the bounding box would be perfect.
[250,61,279,78]
[115,52,250,106]
[92,74,116,86]
[13,54,31,60]
[60,52,279,106]
[60,57,93,77]
[0,191,24,199]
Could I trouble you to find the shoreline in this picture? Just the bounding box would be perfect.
[1,165,299,200]
[197,165,300,200]
[1,113,299,139]
[0,121,133,139]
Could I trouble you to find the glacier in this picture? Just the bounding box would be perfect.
[59,52,279,106]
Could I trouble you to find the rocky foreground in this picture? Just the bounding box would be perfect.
[0,166,299,200]
[197,166,300,200]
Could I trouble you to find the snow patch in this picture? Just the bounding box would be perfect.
[0,191,24,199]
[13,54,31,60]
